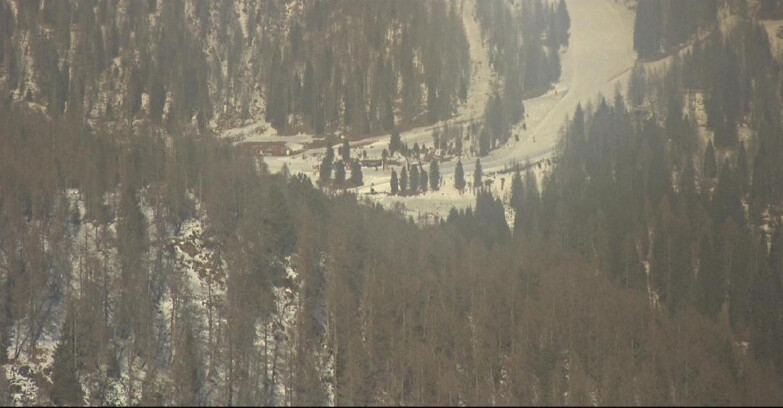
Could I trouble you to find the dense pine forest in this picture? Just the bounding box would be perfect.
[0,0,565,139]
[0,0,471,136]
[1,0,783,406]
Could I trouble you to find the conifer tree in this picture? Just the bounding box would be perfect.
[350,161,363,186]
[319,145,334,183]
[342,139,350,163]
[455,159,466,191]
[383,96,395,131]
[429,159,440,191]
[473,158,483,191]
[628,62,647,108]
[334,161,346,184]
[302,59,315,116]
[549,49,562,83]
[389,128,402,154]
[390,169,399,195]
[547,7,560,50]
[171,299,204,406]
[479,127,491,156]
[400,165,408,194]
[325,141,335,162]
[420,167,428,193]
[556,0,570,47]
[410,164,420,193]
[523,169,540,234]
[50,311,84,406]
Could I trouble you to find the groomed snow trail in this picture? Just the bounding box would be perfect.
[474,0,636,172]
[458,0,493,122]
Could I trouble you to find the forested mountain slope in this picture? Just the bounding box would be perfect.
[506,0,783,393]
[0,0,470,136]
[1,0,783,406]
[2,97,782,405]
[0,0,565,140]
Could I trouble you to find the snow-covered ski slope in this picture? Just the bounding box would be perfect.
[458,0,493,123]
[256,0,636,218]
[477,0,636,172]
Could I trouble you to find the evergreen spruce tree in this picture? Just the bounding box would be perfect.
[342,138,350,163]
[350,161,363,186]
[420,167,428,193]
[473,158,483,191]
[410,164,420,193]
[313,94,326,134]
[479,127,491,156]
[390,169,399,195]
[628,62,647,108]
[383,95,395,131]
[319,145,334,183]
[556,0,570,47]
[400,165,408,194]
[171,300,204,406]
[550,50,562,83]
[334,161,346,184]
[302,59,315,116]
[523,170,540,234]
[389,128,402,154]
[503,71,524,126]
[50,311,84,406]
[325,142,335,162]
[429,159,440,191]
[547,7,560,50]
[455,159,466,191]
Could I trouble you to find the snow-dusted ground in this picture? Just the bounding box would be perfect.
[235,0,637,220]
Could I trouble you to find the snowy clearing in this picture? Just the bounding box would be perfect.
[241,0,637,219]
